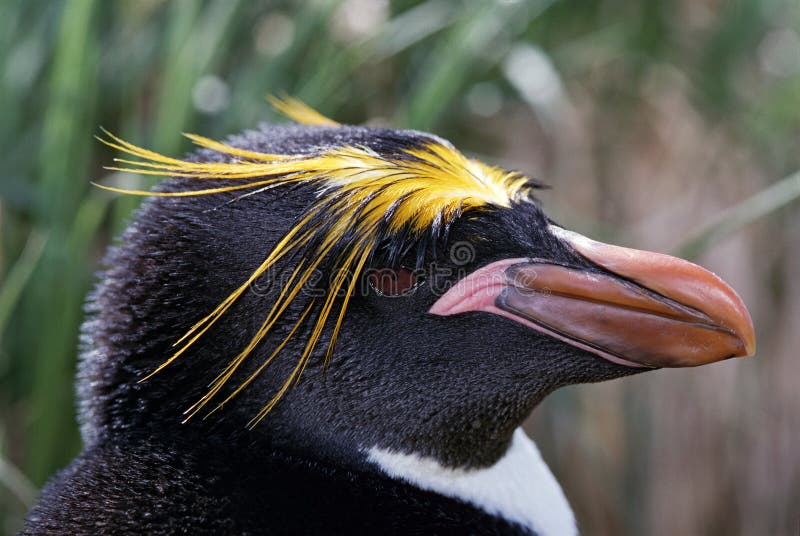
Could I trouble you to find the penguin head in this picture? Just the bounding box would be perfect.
[83,101,755,467]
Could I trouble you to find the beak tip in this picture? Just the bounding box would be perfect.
[734,311,757,358]
[741,333,757,358]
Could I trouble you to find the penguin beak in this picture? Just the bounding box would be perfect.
[429,226,756,368]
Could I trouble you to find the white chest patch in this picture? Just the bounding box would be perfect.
[366,428,576,536]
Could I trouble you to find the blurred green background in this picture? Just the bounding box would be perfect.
[1,0,799,533]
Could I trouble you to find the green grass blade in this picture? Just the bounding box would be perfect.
[674,169,800,259]
[152,0,242,154]
[294,1,458,109]
[0,231,47,342]
[0,452,37,510]
[38,0,99,225]
[400,0,544,130]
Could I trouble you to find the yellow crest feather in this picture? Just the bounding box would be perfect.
[268,94,340,126]
[97,100,534,426]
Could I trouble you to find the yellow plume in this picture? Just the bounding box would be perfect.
[268,94,340,126]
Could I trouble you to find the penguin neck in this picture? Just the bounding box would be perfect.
[235,382,554,473]
[366,428,577,536]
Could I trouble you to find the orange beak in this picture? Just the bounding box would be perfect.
[430,226,756,368]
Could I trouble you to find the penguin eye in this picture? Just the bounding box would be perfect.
[368,267,421,297]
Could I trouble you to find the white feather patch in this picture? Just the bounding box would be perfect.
[366,428,576,536]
